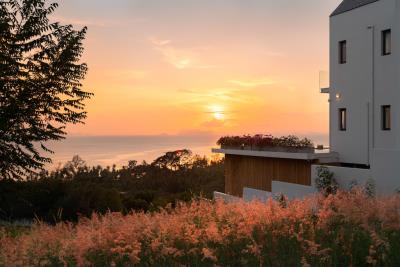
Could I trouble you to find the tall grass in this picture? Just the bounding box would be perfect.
[1,190,400,267]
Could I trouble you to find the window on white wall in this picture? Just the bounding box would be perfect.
[382,29,391,56]
[382,105,391,130]
[382,29,392,56]
[339,108,347,131]
[339,40,347,64]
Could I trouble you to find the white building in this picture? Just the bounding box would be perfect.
[213,0,400,201]
[326,0,400,194]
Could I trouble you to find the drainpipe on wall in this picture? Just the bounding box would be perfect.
[367,25,375,166]
[367,102,370,165]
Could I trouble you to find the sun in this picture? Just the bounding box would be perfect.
[208,105,225,121]
[213,112,225,120]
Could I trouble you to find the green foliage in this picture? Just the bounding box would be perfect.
[152,149,193,170]
[0,150,225,222]
[315,166,338,196]
[273,193,288,208]
[364,178,376,198]
[217,134,314,150]
[60,184,123,221]
[0,0,92,179]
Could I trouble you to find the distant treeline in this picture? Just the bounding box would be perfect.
[0,150,224,223]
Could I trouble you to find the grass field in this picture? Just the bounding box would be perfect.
[1,190,400,267]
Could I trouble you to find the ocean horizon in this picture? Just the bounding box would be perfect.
[44,133,329,169]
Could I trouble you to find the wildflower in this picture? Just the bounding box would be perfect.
[202,247,217,262]
[1,192,400,266]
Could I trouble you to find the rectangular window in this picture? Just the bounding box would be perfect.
[339,40,347,64]
[382,105,391,130]
[382,29,391,56]
[339,108,347,131]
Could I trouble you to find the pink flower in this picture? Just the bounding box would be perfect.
[1,191,400,266]
[202,247,217,262]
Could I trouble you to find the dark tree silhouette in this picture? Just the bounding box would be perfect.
[0,151,225,222]
[0,0,92,179]
[152,149,193,171]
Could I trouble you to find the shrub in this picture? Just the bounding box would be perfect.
[60,185,123,220]
[315,166,338,196]
[364,179,376,198]
[122,191,155,212]
[273,193,288,208]
[0,152,224,223]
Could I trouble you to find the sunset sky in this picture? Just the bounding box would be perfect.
[53,0,342,137]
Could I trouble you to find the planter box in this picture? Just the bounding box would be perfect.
[220,145,315,154]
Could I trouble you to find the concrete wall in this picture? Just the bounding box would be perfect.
[213,191,241,203]
[311,165,372,191]
[243,187,272,202]
[371,149,400,193]
[240,162,399,200]
[330,0,398,165]
[272,181,317,200]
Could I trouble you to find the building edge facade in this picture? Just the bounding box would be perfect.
[213,0,400,202]
[328,0,400,194]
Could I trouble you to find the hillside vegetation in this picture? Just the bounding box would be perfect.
[0,150,224,222]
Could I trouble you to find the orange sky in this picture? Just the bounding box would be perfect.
[53,0,342,137]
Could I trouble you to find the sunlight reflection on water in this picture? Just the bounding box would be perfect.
[44,135,218,169]
[44,133,328,169]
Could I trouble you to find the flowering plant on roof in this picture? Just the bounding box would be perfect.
[217,134,314,151]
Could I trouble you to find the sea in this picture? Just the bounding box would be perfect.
[45,134,219,169]
[44,133,329,169]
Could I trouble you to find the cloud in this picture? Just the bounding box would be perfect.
[201,119,226,128]
[50,16,107,27]
[180,87,250,100]
[106,69,148,79]
[228,78,276,88]
[149,37,171,46]
[176,87,259,110]
[149,37,214,70]
[200,117,238,130]
[264,51,286,58]
[51,16,147,28]
[176,129,219,138]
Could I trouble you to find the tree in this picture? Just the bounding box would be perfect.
[62,155,87,178]
[152,149,193,171]
[0,0,92,179]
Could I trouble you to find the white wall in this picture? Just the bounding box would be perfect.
[272,181,317,200]
[329,0,400,195]
[330,0,398,165]
[371,149,400,193]
[243,187,272,202]
[311,165,372,191]
[213,191,241,203]
[395,0,400,150]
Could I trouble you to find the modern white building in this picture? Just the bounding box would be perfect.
[213,0,400,201]
[325,0,400,194]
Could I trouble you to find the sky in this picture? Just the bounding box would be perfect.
[52,0,342,137]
